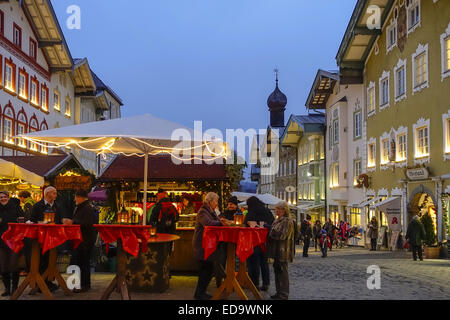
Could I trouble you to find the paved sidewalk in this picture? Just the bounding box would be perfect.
[0,247,448,300]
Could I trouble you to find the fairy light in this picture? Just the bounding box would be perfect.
[0,179,23,186]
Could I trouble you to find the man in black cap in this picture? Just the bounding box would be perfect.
[300,214,313,257]
[148,189,179,234]
[221,196,239,221]
[64,189,97,293]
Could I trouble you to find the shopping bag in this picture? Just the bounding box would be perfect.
[403,241,410,249]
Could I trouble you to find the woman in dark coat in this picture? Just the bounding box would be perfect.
[267,201,295,300]
[244,196,274,291]
[367,217,379,251]
[312,221,322,252]
[0,191,24,296]
[406,215,426,261]
[192,192,231,300]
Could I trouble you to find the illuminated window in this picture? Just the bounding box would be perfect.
[320,180,325,200]
[368,142,376,168]
[4,62,15,92]
[41,86,49,111]
[302,145,308,164]
[350,207,361,226]
[354,111,362,138]
[397,133,407,161]
[29,118,38,152]
[65,98,71,116]
[309,141,315,161]
[309,182,315,200]
[17,123,26,148]
[320,136,324,159]
[416,126,429,157]
[441,25,450,80]
[445,115,450,154]
[381,138,390,165]
[3,118,13,144]
[446,37,450,72]
[333,119,339,144]
[413,44,428,91]
[353,159,361,185]
[330,162,339,188]
[13,24,22,48]
[18,71,27,99]
[30,78,39,105]
[367,83,376,114]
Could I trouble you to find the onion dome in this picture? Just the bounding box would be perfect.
[267,73,287,111]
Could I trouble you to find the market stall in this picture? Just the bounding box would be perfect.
[98,154,230,272]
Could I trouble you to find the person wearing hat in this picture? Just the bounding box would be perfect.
[221,196,239,221]
[300,214,313,257]
[63,189,97,293]
[148,189,179,234]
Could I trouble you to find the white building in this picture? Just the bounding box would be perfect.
[0,0,123,175]
[305,70,366,241]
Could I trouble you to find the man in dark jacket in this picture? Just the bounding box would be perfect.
[192,192,231,300]
[66,189,97,293]
[30,186,62,292]
[300,215,313,257]
[406,215,426,261]
[221,196,240,221]
[244,196,274,291]
[148,189,179,234]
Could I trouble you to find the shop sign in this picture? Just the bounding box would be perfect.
[406,167,429,181]
[54,176,91,190]
[285,186,295,193]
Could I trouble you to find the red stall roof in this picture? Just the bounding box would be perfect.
[99,155,227,181]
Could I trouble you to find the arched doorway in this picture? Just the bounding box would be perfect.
[408,186,438,237]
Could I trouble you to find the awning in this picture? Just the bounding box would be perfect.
[297,203,324,213]
[372,197,401,213]
[0,158,44,187]
[359,196,382,207]
[307,204,324,211]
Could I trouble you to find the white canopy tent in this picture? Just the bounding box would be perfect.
[232,192,285,206]
[0,158,44,187]
[18,114,228,224]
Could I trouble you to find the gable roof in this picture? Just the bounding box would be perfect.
[305,69,339,110]
[336,0,395,84]
[281,114,325,146]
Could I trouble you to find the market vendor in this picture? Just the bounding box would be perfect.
[148,189,179,234]
[221,196,239,220]
[180,195,194,215]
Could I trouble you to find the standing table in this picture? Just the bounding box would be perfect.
[94,225,151,300]
[203,226,268,300]
[1,223,83,300]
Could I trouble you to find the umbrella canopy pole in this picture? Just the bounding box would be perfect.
[143,153,148,226]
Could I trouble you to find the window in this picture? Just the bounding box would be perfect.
[378,70,390,109]
[3,118,13,144]
[53,91,60,111]
[354,111,362,139]
[353,159,362,185]
[30,77,39,106]
[16,123,26,148]
[381,138,390,165]
[394,58,407,102]
[29,39,37,60]
[13,24,22,48]
[18,71,27,99]
[330,162,339,188]
[412,44,428,92]
[320,136,324,159]
[444,111,450,157]
[333,119,339,144]
[350,208,361,227]
[41,85,49,111]
[397,133,407,162]
[303,183,307,200]
[407,0,420,32]
[65,98,71,117]
[387,20,397,52]
[416,126,429,157]
[368,140,376,168]
[309,182,315,200]
[302,145,308,164]
[320,180,325,200]
[367,82,376,114]
[441,24,450,80]
[0,10,4,35]
[4,60,16,92]
[309,141,315,161]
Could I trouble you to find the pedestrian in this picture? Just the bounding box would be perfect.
[148,189,179,234]
[30,186,62,292]
[405,215,426,261]
[338,220,348,248]
[300,214,313,257]
[0,191,24,296]
[324,219,336,251]
[312,220,322,252]
[222,196,240,221]
[244,196,274,291]
[267,201,295,300]
[180,195,194,215]
[64,189,97,293]
[319,229,331,258]
[367,216,378,251]
[192,192,232,300]
[18,191,36,275]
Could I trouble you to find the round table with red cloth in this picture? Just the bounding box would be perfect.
[1,223,83,300]
[1,223,83,254]
[202,226,269,300]
[93,224,152,300]
[94,224,152,258]
[203,226,268,262]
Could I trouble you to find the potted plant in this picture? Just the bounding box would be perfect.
[420,213,439,259]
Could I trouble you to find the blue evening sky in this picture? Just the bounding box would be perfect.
[52,0,355,177]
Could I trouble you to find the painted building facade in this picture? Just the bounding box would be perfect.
[337,0,450,246]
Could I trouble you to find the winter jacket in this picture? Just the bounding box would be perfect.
[300,220,313,239]
[149,198,179,234]
[313,224,322,238]
[0,200,24,249]
[367,220,379,239]
[222,209,238,221]
[192,203,223,261]
[22,197,36,221]
[30,199,63,225]
[244,197,275,228]
[267,215,295,263]
[73,200,97,250]
[406,219,426,246]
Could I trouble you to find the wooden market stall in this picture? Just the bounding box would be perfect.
[98,154,229,273]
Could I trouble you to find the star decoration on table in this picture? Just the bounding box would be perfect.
[144,250,157,264]
[138,267,157,286]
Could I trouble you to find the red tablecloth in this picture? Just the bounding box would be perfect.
[1,223,83,254]
[203,226,268,262]
[94,225,151,258]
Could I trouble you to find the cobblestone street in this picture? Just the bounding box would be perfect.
[1,246,448,301]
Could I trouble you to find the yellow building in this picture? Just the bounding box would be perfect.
[337,0,450,248]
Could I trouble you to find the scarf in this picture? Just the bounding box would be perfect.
[270,214,294,241]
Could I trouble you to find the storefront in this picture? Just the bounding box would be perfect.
[98,155,229,272]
